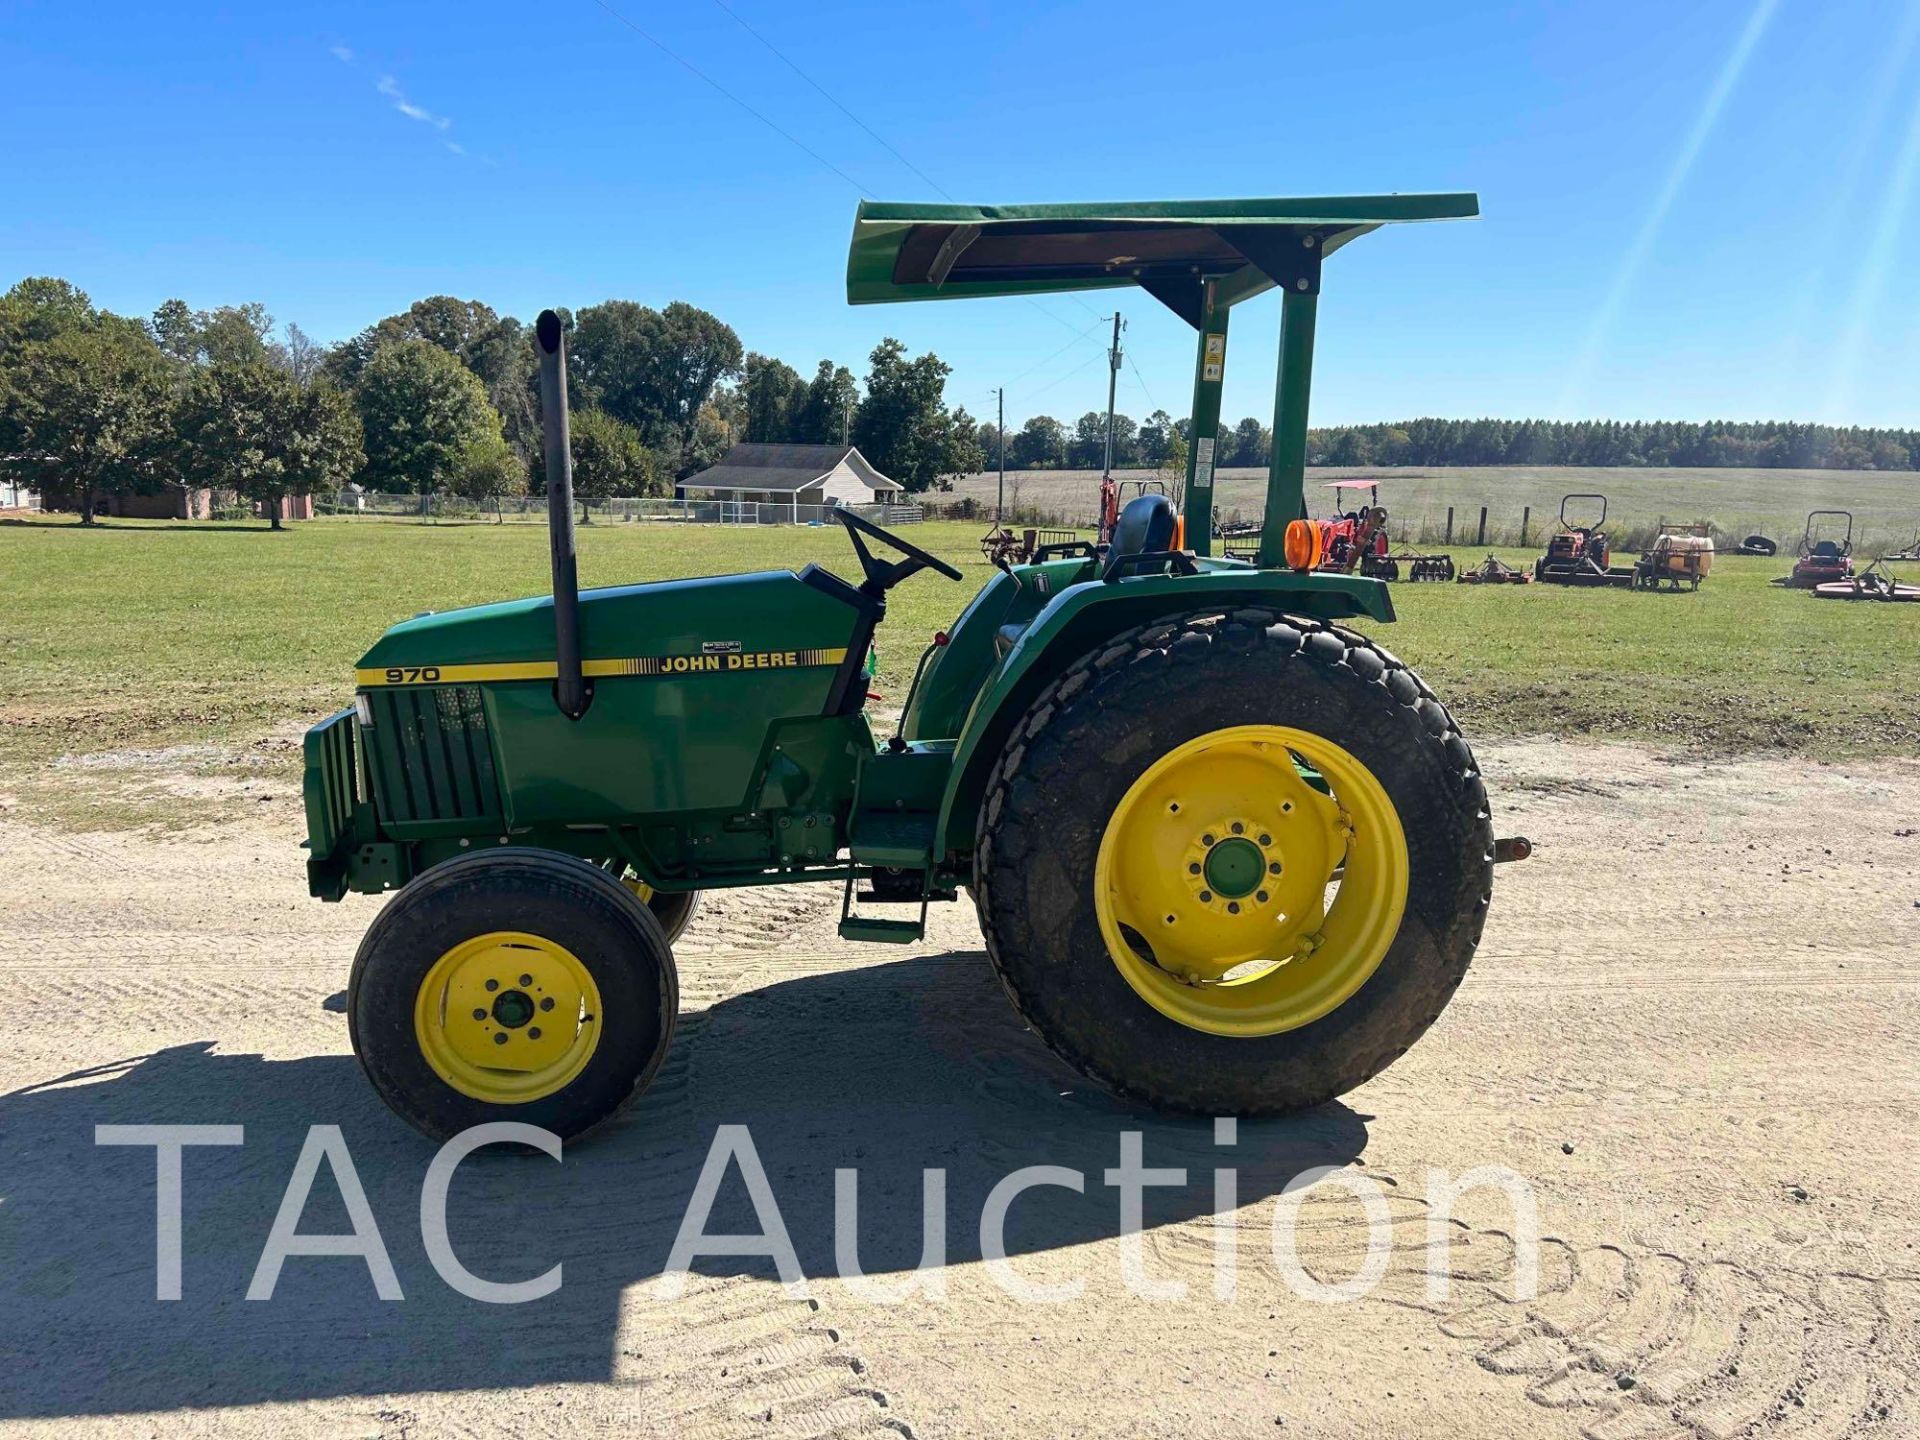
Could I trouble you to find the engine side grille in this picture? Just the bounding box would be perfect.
[363,685,502,825]
[302,708,361,858]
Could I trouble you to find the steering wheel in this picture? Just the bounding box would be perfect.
[832,507,962,596]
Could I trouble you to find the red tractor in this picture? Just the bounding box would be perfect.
[1311,479,1454,581]
[1534,492,1634,587]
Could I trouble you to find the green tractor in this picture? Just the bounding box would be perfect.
[305,194,1526,1142]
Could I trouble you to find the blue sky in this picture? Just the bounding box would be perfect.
[3,0,1917,430]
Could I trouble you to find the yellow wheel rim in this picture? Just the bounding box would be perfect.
[413,932,603,1103]
[1093,725,1409,1038]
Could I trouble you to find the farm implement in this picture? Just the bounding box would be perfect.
[1811,558,1920,602]
[1783,510,1853,588]
[979,524,1081,568]
[1456,553,1531,585]
[1534,493,1635,587]
[303,193,1526,1142]
[1631,520,1714,592]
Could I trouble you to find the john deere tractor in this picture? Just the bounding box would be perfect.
[304,195,1524,1142]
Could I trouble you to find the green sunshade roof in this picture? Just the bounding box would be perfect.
[846,193,1478,322]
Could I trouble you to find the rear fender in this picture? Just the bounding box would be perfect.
[930,568,1393,861]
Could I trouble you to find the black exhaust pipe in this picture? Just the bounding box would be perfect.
[534,309,587,720]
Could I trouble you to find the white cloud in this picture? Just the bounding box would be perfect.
[328,44,354,63]
[376,74,452,130]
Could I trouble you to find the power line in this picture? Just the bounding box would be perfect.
[1024,346,1107,402]
[705,0,954,200]
[589,0,868,194]
[1003,318,1107,389]
[692,0,1109,337]
[591,0,1110,367]
[1124,349,1160,413]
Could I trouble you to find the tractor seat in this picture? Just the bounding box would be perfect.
[1809,541,1842,558]
[1103,492,1178,580]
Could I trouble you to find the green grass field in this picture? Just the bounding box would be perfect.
[1,513,1914,827]
[952,464,1920,550]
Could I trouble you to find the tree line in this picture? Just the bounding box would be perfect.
[5,271,1911,529]
[987,412,1920,473]
[0,278,985,525]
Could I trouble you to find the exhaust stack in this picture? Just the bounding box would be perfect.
[534,309,587,720]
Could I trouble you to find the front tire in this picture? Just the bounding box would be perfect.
[349,850,678,1142]
[974,609,1493,1115]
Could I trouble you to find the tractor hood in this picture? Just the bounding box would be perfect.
[354,568,865,683]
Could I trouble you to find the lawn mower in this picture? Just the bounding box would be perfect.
[303,193,1524,1142]
[1630,519,1713,592]
[1783,510,1853,588]
[1533,493,1634,587]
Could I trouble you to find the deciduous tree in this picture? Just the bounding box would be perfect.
[173,361,362,528]
[851,338,975,491]
[354,340,503,494]
[569,407,659,502]
[2,322,173,523]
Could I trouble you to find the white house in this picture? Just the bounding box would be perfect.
[679,443,903,511]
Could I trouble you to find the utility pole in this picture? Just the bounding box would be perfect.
[1102,312,1124,478]
[992,387,1006,522]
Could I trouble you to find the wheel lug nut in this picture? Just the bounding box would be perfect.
[519,973,533,986]
[1230,822,1244,834]
[1188,862,1201,874]
[1227,901,1240,914]
[1268,861,1282,874]
[540,996,555,1011]
[1202,833,1215,846]
[1256,890,1270,903]
[1198,890,1212,903]
[528,1027,542,1040]
[471,1008,486,1021]
[1259,833,1271,846]
[485,979,499,992]
[493,1032,508,1046]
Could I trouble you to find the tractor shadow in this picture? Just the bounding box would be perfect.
[0,951,1367,1421]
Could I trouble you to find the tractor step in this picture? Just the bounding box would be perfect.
[837,915,925,944]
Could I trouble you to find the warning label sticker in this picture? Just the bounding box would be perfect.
[1202,333,1226,382]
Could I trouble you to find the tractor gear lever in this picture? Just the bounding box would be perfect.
[831,507,962,598]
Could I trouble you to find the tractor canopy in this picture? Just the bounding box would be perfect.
[845,194,1478,322]
[845,194,1478,561]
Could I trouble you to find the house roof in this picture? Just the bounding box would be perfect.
[680,443,903,494]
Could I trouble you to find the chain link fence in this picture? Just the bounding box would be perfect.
[313,494,924,526]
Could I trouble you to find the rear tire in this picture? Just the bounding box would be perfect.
[646,888,702,945]
[349,850,677,1143]
[974,609,1493,1115]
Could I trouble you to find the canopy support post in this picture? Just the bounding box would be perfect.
[1256,287,1319,568]
[1181,279,1228,556]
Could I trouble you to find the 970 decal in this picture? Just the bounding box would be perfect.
[354,649,846,689]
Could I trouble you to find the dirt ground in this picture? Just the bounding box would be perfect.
[0,738,1915,1439]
